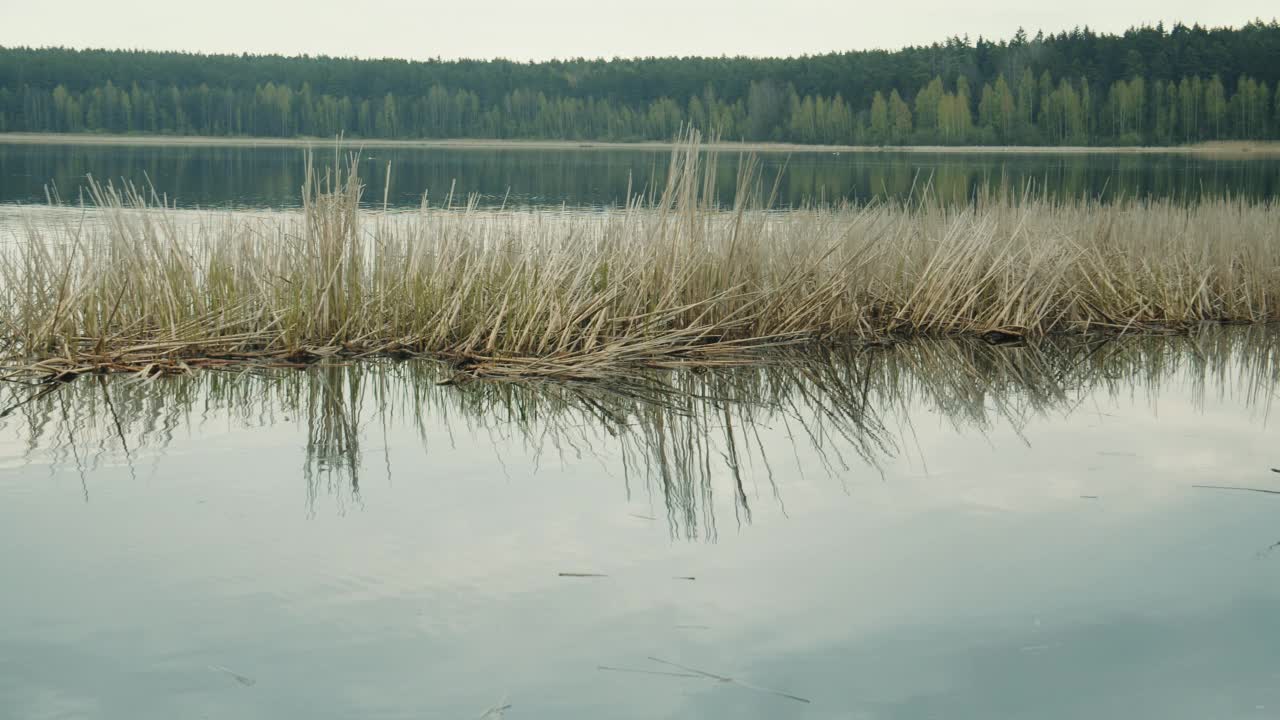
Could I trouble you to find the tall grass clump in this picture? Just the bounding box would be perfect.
[1,132,1278,380]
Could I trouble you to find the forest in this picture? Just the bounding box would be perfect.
[1,21,1278,145]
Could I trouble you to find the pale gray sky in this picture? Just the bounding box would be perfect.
[1,0,1275,60]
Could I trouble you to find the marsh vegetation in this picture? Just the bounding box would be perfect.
[2,136,1278,382]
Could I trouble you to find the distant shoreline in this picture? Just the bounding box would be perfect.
[2,132,1278,156]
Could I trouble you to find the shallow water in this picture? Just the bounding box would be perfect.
[1,330,1279,719]
[2,142,1279,210]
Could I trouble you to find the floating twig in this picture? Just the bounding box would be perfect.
[208,664,256,686]
[1192,484,1280,496]
[645,656,811,704]
[673,576,696,581]
[646,656,731,682]
[558,572,609,577]
[598,665,701,678]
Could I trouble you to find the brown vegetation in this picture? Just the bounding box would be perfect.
[2,136,1278,382]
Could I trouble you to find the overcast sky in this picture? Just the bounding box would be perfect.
[2,0,1275,61]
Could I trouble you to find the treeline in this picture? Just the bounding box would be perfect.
[2,21,1279,145]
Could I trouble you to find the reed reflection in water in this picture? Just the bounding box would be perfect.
[2,326,1276,540]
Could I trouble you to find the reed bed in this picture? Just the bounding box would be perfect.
[2,135,1278,381]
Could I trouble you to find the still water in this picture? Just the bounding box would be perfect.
[1,330,1278,719]
[2,140,1279,209]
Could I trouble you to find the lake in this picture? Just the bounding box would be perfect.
[2,329,1278,719]
[2,140,1280,209]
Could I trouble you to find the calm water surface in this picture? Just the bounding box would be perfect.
[1,330,1279,719]
[2,141,1279,209]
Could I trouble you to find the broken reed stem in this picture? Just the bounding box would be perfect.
[1,132,1279,382]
